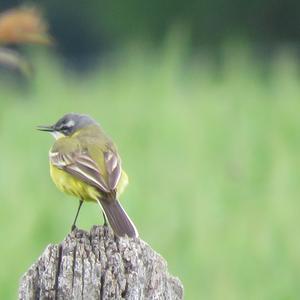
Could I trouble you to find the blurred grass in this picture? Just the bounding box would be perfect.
[0,42,300,299]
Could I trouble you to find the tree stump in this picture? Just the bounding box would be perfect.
[19,225,183,299]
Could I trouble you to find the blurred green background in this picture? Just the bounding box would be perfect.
[1,1,300,300]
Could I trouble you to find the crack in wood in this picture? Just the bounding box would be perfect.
[19,226,183,300]
[71,244,77,291]
[54,244,62,300]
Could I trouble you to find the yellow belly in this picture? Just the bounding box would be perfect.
[50,163,128,202]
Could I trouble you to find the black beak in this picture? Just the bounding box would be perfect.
[36,125,54,132]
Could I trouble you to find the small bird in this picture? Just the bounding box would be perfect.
[37,113,138,238]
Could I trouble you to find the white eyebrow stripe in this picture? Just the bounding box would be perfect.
[65,120,75,127]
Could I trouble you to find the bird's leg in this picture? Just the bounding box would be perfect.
[102,212,108,227]
[71,199,83,231]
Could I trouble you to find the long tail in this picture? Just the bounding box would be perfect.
[97,198,138,238]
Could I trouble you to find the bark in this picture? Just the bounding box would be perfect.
[19,226,183,300]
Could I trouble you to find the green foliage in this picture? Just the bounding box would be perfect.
[0,44,300,299]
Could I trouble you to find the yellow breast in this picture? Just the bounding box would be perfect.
[50,163,100,201]
[49,163,128,202]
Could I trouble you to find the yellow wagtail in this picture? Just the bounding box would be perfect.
[37,113,138,238]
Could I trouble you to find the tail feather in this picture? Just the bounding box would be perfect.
[97,198,138,238]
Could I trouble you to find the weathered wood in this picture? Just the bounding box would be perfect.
[19,226,183,300]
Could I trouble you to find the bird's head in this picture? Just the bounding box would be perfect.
[37,113,97,139]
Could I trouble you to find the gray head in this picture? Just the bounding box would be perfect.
[37,113,97,138]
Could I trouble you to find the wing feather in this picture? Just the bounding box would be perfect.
[50,149,110,193]
[104,149,121,190]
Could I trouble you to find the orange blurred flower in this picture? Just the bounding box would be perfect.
[0,7,53,45]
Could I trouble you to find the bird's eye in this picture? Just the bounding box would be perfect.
[56,120,75,135]
[60,125,71,133]
[62,120,75,130]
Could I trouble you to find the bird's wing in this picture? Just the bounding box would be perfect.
[103,147,122,190]
[50,148,111,193]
